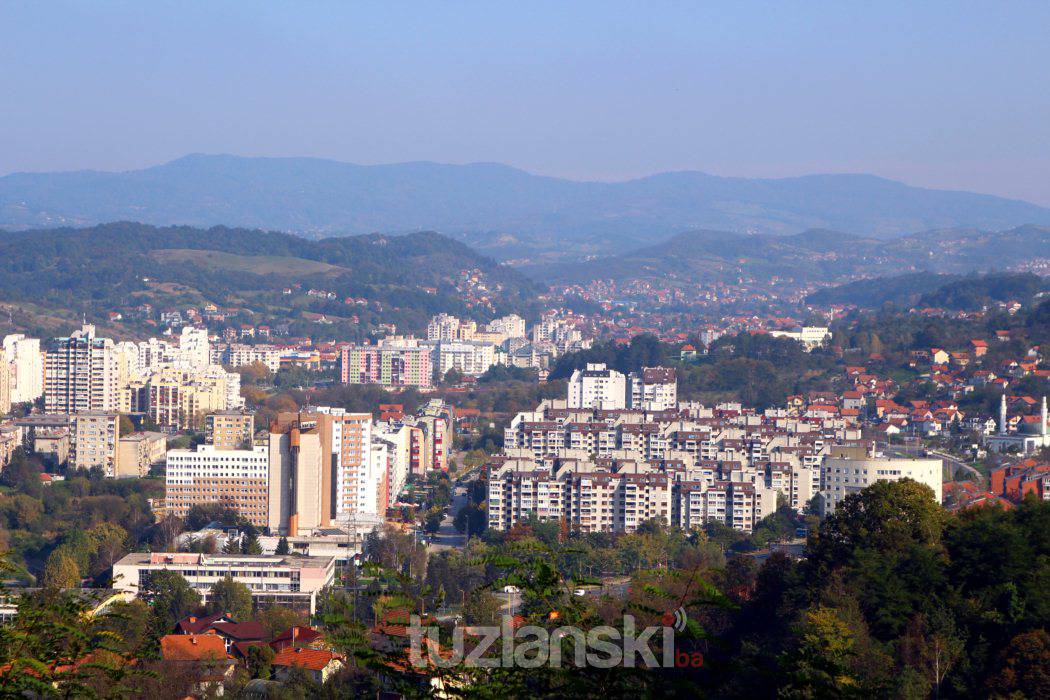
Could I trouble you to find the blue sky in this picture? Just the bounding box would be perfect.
[2,1,1048,204]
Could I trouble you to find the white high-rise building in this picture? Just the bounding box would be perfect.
[628,367,678,410]
[567,363,627,410]
[486,314,526,339]
[432,340,497,377]
[0,347,9,416]
[135,337,178,372]
[44,325,119,414]
[178,327,211,371]
[427,314,475,341]
[2,335,44,405]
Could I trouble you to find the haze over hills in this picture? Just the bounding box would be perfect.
[3,154,1050,259]
[528,225,1050,286]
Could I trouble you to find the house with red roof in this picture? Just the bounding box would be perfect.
[272,647,345,683]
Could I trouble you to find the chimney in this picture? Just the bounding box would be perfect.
[291,627,299,643]
[191,637,198,645]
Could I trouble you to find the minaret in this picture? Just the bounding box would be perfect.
[999,393,1008,436]
[1042,396,1047,438]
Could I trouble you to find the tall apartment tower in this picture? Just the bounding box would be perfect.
[628,367,678,410]
[0,347,10,416]
[267,408,376,536]
[44,325,118,414]
[178,326,211,370]
[72,412,120,476]
[3,334,44,404]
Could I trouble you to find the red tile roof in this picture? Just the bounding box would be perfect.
[160,633,228,662]
[271,647,343,671]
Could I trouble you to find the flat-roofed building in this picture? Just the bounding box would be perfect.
[116,431,167,478]
[819,451,943,515]
[166,443,270,526]
[73,412,120,476]
[112,552,336,614]
[205,411,255,449]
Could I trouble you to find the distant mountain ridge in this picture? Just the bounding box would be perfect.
[3,154,1050,257]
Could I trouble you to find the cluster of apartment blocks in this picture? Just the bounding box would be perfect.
[164,401,452,536]
[338,312,591,389]
[4,411,167,478]
[41,324,243,430]
[488,364,942,534]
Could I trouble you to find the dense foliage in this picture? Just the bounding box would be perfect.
[0,222,543,338]
[808,271,1047,311]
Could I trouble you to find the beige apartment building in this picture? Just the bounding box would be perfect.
[73,412,120,476]
[116,431,167,478]
[205,411,255,449]
[267,409,375,536]
[147,367,231,430]
[487,458,672,533]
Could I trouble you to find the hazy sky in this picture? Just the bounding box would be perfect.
[2,1,1049,204]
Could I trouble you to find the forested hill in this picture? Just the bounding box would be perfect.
[528,225,1050,286]
[806,271,1049,310]
[0,222,541,338]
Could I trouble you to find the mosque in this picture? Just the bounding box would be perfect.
[985,395,1050,454]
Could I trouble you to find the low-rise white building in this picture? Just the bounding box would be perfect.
[112,552,336,614]
[819,449,943,515]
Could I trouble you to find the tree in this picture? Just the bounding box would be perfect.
[454,503,487,537]
[42,550,81,589]
[141,570,201,634]
[246,643,275,679]
[208,575,253,620]
[988,629,1050,698]
[242,531,263,555]
[423,510,443,534]
[118,414,136,436]
[808,479,946,572]
[0,590,144,696]
[462,590,502,627]
[274,536,290,555]
[255,606,306,639]
[779,606,860,698]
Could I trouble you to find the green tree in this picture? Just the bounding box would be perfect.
[242,531,263,555]
[208,575,253,620]
[808,479,946,573]
[462,590,503,627]
[246,643,275,679]
[140,570,201,635]
[274,536,290,555]
[41,550,81,589]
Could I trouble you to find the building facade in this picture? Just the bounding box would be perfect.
[44,325,118,414]
[166,444,271,526]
